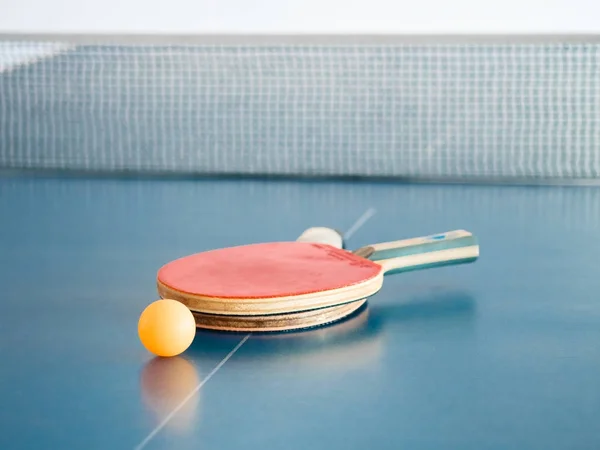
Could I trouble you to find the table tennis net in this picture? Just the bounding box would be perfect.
[1,38,599,181]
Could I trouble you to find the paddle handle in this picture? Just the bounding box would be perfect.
[369,230,479,275]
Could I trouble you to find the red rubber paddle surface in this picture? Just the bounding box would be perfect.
[157,242,382,299]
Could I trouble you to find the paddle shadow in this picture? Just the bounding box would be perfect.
[184,287,477,363]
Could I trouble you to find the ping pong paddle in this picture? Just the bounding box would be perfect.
[191,227,366,332]
[157,229,478,318]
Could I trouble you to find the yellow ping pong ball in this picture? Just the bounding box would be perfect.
[138,299,196,357]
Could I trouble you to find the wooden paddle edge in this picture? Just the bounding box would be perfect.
[156,274,383,316]
[190,299,368,332]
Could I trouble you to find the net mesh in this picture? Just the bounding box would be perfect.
[1,39,599,180]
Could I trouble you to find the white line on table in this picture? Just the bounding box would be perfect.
[344,207,376,239]
[134,334,250,450]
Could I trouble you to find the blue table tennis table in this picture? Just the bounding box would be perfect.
[2,176,600,450]
[1,35,600,450]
